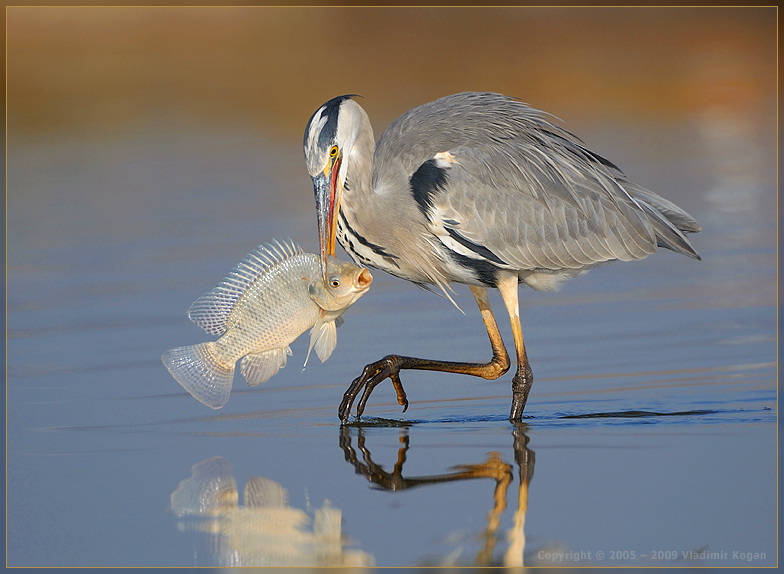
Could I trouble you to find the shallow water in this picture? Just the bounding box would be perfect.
[6,7,778,568]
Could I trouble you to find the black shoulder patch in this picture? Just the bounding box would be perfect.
[410,159,448,218]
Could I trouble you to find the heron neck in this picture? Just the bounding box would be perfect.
[343,120,375,203]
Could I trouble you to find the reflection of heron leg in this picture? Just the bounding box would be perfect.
[338,286,511,422]
[339,427,412,491]
[504,424,535,567]
[512,423,535,484]
[338,426,534,567]
[339,427,513,492]
[470,452,513,565]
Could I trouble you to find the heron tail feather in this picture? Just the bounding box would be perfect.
[626,183,701,260]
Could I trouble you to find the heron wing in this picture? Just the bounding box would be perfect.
[373,92,699,270]
[376,92,699,271]
[421,143,660,272]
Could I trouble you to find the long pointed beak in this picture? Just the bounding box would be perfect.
[313,154,342,281]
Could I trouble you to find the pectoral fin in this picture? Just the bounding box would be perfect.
[240,347,292,387]
[304,319,338,368]
[314,320,338,362]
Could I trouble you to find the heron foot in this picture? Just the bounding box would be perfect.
[509,362,533,421]
[339,355,409,423]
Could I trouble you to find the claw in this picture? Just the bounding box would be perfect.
[390,372,409,412]
[337,355,406,421]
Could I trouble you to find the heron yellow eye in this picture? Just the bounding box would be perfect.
[329,145,339,158]
[330,277,340,288]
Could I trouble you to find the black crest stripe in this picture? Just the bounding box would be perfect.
[304,94,358,150]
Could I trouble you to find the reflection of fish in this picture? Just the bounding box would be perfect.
[170,457,373,568]
[162,239,372,408]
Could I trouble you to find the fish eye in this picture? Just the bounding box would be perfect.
[329,277,340,288]
[329,145,338,158]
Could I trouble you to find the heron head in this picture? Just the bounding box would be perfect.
[303,95,365,280]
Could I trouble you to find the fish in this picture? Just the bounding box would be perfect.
[162,238,372,409]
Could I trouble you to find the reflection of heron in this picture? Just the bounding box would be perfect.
[304,93,701,422]
[169,457,373,567]
[338,424,534,567]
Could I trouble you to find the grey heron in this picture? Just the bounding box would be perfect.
[303,92,701,423]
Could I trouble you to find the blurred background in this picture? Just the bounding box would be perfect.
[6,6,778,568]
[7,6,775,133]
[7,6,777,255]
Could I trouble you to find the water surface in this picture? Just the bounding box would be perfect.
[6,7,777,568]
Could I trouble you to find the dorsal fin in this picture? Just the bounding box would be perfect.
[188,238,302,336]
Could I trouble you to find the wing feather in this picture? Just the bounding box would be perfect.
[429,147,657,272]
[372,92,700,280]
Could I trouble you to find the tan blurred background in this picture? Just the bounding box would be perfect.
[6,6,777,141]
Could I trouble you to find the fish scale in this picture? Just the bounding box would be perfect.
[215,254,323,363]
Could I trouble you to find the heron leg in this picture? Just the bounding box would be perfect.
[497,274,533,421]
[338,286,511,423]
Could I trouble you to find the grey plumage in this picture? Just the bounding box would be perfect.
[377,93,698,283]
[304,91,701,421]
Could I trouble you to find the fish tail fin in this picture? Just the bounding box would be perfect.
[162,342,234,409]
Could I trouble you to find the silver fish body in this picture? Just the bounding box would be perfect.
[162,239,372,409]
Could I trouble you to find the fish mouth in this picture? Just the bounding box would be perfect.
[313,152,343,282]
[355,268,373,290]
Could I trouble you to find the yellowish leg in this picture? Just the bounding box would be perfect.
[340,285,512,421]
[497,274,533,420]
[468,285,511,380]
